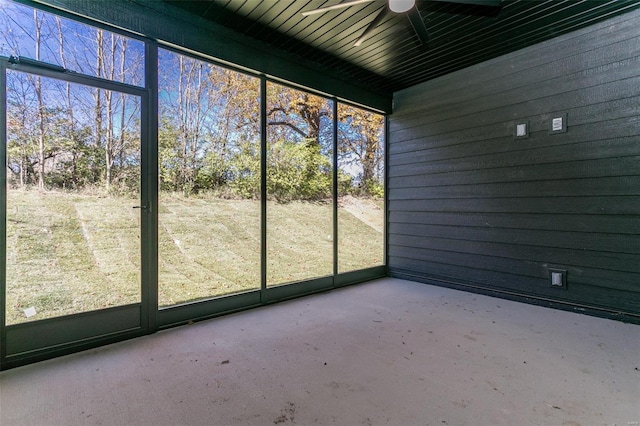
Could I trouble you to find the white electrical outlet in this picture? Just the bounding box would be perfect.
[514,122,529,139]
[549,269,567,288]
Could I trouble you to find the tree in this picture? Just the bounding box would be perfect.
[200,67,260,189]
[1,2,383,200]
[266,83,333,200]
[338,104,385,197]
[33,8,47,189]
[267,85,331,146]
[159,50,261,196]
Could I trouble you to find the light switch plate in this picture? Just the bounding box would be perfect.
[514,122,529,139]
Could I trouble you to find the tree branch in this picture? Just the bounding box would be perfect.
[267,121,307,137]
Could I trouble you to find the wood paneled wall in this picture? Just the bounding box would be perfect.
[388,9,640,320]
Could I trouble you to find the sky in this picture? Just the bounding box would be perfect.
[0,0,145,86]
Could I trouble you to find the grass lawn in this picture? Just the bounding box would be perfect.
[6,190,383,324]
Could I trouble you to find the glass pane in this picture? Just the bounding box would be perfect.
[0,1,144,86]
[337,104,385,273]
[5,70,141,325]
[158,49,261,307]
[266,82,333,286]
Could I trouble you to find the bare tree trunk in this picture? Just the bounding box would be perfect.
[119,39,128,176]
[20,155,26,187]
[34,9,45,190]
[56,16,79,188]
[362,136,378,186]
[191,62,204,187]
[93,28,104,186]
[178,56,186,190]
[104,38,113,191]
[105,93,113,191]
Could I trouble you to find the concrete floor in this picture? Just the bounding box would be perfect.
[1,278,639,426]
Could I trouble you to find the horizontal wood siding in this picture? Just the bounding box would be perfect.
[388,9,640,318]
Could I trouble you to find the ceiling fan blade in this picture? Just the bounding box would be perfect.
[428,0,501,7]
[406,7,429,48]
[354,7,389,46]
[302,0,375,17]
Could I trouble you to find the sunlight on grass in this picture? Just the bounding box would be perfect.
[159,194,261,306]
[6,191,384,321]
[267,200,334,286]
[339,196,385,273]
[6,190,141,325]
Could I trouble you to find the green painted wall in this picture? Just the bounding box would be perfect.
[388,9,640,321]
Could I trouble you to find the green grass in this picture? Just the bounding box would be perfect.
[6,190,141,325]
[158,195,262,306]
[5,190,383,324]
[266,200,334,285]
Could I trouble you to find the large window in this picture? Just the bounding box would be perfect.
[266,82,334,286]
[2,2,145,325]
[338,104,385,273]
[157,49,261,306]
[0,0,385,367]
[5,72,143,325]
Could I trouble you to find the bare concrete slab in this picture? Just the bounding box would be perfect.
[1,278,639,425]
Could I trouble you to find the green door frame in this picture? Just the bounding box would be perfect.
[0,56,154,369]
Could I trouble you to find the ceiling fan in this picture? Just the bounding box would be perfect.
[302,0,502,48]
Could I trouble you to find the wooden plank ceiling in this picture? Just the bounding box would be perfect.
[165,0,640,94]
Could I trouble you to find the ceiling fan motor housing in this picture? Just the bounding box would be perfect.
[389,0,416,13]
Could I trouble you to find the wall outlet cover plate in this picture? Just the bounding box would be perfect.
[548,268,567,288]
[514,121,529,139]
[549,113,568,134]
